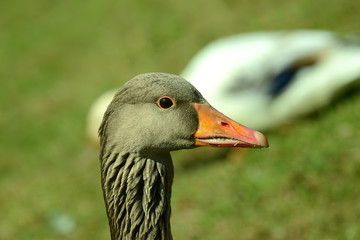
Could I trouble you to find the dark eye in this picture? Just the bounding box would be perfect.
[157,96,174,109]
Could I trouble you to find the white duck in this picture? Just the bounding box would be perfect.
[87,30,360,144]
[182,30,360,130]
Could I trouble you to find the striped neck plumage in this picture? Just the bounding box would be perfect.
[100,151,174,240]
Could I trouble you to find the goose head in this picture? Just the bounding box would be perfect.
[99,72,268,155]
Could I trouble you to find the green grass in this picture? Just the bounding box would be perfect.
[1,0,360,239]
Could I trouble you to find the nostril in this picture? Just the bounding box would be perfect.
[220,121,230,128]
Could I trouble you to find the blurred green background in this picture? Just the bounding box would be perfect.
[1,0,360,239]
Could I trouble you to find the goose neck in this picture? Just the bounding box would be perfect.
[100,151,174,240]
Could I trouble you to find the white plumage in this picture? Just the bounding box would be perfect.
[182,30,360,130]
[86,90,116,145]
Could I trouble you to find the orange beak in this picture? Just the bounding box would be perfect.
[194,103,269,148]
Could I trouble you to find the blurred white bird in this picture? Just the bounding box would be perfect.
[87,89,116,145]
[87,30,360,144]
[182,30,360,130]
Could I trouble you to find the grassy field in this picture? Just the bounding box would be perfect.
[1,0,360,239]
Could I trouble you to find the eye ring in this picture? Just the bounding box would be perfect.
[157,96,175,109]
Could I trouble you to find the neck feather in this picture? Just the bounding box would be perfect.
[100,151,174,240]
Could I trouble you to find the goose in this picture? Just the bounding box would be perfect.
[88,30,360,144]
[98,72,268,240]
